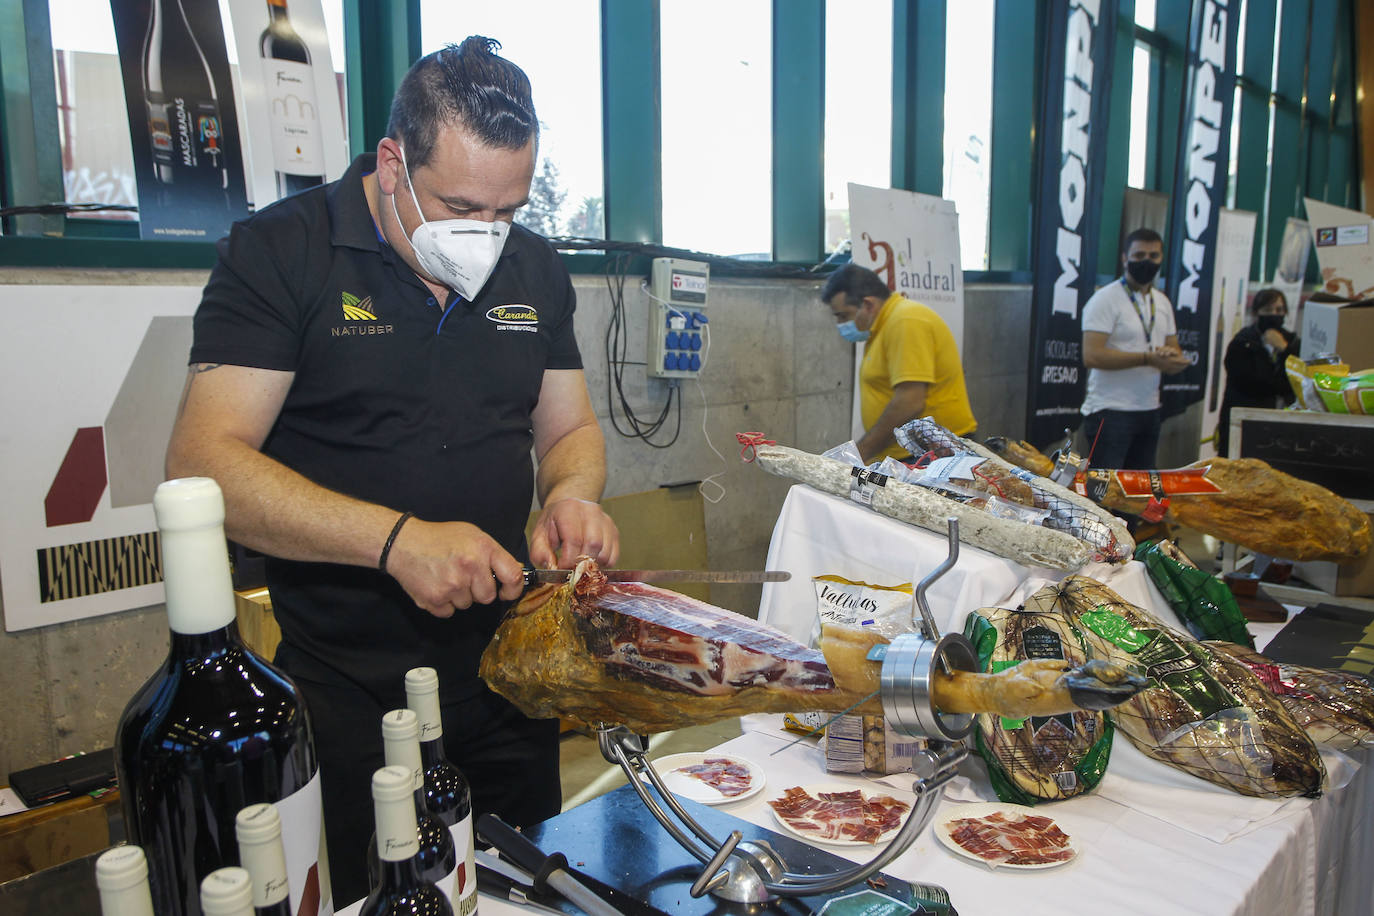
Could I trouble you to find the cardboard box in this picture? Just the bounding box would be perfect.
[1292,512,1374,597]
[1300,294,1374,371]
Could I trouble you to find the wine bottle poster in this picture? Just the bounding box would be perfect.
[0,285,201,631]
[110,0,250,241]
[226,0,347,210]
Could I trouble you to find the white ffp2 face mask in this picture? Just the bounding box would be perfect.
[392,146,511,301]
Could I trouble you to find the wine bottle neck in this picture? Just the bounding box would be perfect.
[168,622,241,659]
[161,523,237,634]
[372,856,425,892]
[417,737,450,769]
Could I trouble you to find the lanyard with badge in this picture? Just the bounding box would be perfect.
[1120,277,1156,347]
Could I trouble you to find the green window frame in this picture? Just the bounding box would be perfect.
[0,0,1360,281]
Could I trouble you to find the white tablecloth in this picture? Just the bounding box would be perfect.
[706,717,1372,916]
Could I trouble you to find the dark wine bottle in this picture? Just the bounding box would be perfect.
[404,668,477,915]
[259,0,325,197]
[115,478,331,916]
[371,710,457,901]
[361,766,454,916]
[200,867,254,916]
[236,804,292,916]
[96,845,156,916]
[140,0,229,193]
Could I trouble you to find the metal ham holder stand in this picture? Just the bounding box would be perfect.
[595,517,976,904]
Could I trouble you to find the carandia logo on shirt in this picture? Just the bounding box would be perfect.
[332,290,394,337]
[486,304,539,333]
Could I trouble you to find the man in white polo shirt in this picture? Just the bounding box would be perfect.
[1079,228,1191,469]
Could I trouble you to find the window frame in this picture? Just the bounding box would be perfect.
[0,0,1361,282]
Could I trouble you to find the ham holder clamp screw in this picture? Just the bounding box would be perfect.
[595,518,974,903]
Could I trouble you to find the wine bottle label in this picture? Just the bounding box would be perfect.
[147,103,175,166]
[263,59,324,177]
[436,862,456,904]
[449,814,477,916]
[275,770,333,916]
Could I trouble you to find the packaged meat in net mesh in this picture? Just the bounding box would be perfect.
[1027,577,1326,798]
[894,417,1134,564]
[1205,641,1374,752]
[963,605,1115,805]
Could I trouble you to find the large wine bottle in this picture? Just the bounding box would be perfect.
[115,478,331,916]
[259,0,325,197]
[200,868,254,916]
[96,845,156,916]
[361,767,454,916]
[236,803,292,916]
[373,710,457,900]
[404,668,477,915]
[140,0,229,193]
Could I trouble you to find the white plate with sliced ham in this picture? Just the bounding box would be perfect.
[648,753,766,805]
[934,802,1079,869]
[765,783,915,846]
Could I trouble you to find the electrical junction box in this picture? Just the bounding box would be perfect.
[647,257,709,379]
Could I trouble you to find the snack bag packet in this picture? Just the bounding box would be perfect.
[810,575,914,647]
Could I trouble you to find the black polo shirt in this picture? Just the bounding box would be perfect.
[190,153,582,704]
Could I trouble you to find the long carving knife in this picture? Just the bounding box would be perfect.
[522,567,790,586]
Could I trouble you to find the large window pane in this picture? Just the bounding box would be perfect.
[660,0,771,257]
[942,0,993,270]
[49,2,135,218]
[1127,43,1152,189]
[823,0,891,255]
[421,2,604,239]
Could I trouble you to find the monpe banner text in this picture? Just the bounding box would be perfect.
[1162,0,1242,418]
[1026,0,1118,447]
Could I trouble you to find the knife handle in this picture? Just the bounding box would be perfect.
[476,813,567,894]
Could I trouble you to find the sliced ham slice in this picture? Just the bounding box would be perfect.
[766,787,911,844]
[946,811,1075,866]
[673,758,755,797]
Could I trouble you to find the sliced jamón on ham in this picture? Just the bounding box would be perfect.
[478,559,877,733]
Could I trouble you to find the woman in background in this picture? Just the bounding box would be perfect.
[1217,288,1299,456]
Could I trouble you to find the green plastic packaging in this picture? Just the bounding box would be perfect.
[1136,540,1254,647]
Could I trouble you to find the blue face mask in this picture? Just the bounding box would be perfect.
[837,320,869,343]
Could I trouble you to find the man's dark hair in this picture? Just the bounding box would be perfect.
[1249,288,1287,315]
[386,36,538,168]
[1121,227,1163,254]
[820,263,892,306]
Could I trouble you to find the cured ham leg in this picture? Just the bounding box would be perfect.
[982,439,1370,563]
[819,622,1148,718]
[478,559,1149,733]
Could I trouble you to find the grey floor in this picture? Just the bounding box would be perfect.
[557,718,744,811]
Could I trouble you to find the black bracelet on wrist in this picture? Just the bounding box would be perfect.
[379,511,414,574]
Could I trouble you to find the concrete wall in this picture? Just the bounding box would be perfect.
[0,268,1042,777]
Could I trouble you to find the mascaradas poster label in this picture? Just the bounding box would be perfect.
[109,0,250,240]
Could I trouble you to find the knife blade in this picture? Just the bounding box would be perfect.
[522,567,790,586]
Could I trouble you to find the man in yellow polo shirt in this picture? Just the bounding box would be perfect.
[822,263,976,462]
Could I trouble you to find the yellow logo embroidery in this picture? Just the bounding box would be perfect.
[485,305,538,325]
[342,290,378,321]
